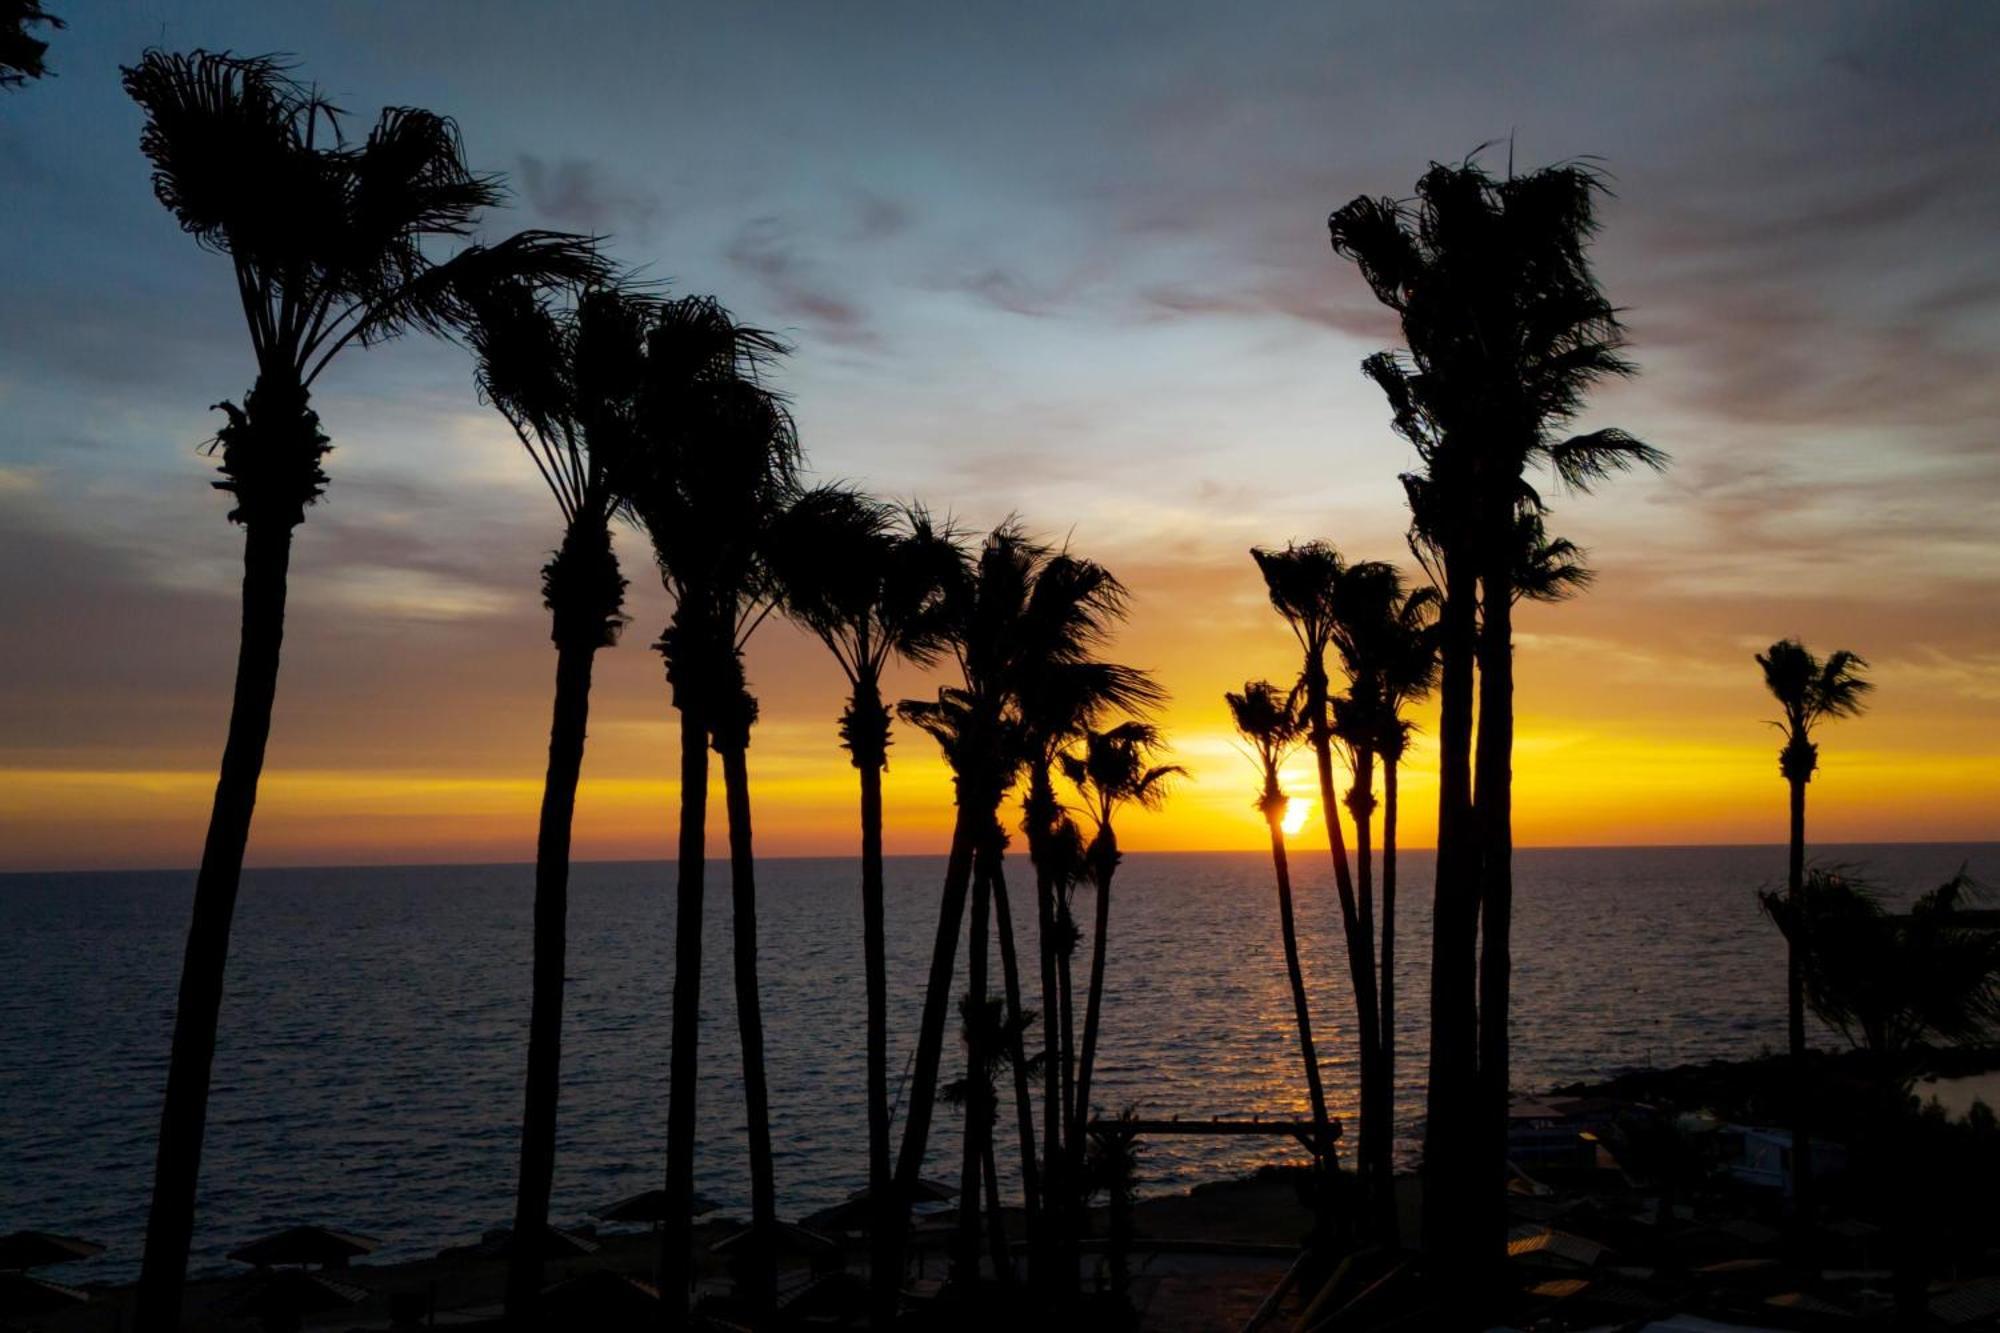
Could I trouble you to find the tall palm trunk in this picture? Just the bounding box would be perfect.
[1422,549,1480,1265]
[1071,855,1115,1156]
[881,803,980,1320]
[658,700,709,1325]
[848,682,897,1297]
[1379,754,1402,1245]
[719,736,778,1312]
[1349,742,1394,1229]
[986,852,1042,1223]
[1786,774,1813,1222]
[136,514,296,1333]
[1304,667,1384,1222]
[1024,773,1066,1291]
[1267,816,1331,1153]
[1474,554,1515,1267]
[956,845,993,1286]
[982,1136,1011,1282]
[505,630,602,1320]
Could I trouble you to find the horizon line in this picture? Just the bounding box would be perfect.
[4,838,1994,879]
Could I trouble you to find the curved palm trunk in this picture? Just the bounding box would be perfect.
[1305,671,1384,1224]
[956,846,992,1287]
[719,740,779,1313]
[1379,755,1402,1246]
[1475,560,1515,1268]
[1786,774,1813,1226]
[657,706,709,1326]
[1422,549,1480,1267]
[1268,817,1331,1153]
[136,517,296,1333]
[880,804,979,1321]
[986,853,1042,1223]
[1071,854,1116,1156]
[505,633,601,1321]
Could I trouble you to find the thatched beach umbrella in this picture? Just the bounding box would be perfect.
[227,1225,379,1270]
[597,1187,721,1224]
[540,1269,663,1326]
[0,1232,105,1272]
[0,1272,91,1319]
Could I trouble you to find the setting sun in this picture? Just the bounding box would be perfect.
[1281,796,1313,838]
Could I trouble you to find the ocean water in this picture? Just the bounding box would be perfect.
[1,843,1990,1281]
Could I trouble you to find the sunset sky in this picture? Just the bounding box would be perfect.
[2,3,1996,871]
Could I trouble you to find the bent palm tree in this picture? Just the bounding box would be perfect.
[767,487,961,1296]
[1252,541,1391,1231]
[1227,682,1332,1157]
[1757,638,1872,1216]
[1060,722,1180,1154]
[1332,156,1663,1266]
[463,282,641,1320]
[609,295,795,1318]
[122,51,602,1328]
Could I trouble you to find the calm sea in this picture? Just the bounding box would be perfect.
[1,843,1991,1280]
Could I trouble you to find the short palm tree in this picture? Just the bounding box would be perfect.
[1763,868,1999,1316]
[609,295,796,1316]
[1757,638,1872,1212]
[1251,540,1390,1229]
[1227,682,1332,1157]
[767,487,961,1283]
[1332,155,1664,1265]
[1060,722,1181,1157]
[121,50,602,1327]
[462,282,641,1319]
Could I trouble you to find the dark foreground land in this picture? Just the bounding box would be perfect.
[20,1047,2000,1332]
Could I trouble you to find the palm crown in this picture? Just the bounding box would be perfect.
[124,50,604,389]
[1757,639,1873,782]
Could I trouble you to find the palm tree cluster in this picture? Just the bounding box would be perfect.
[1317,153,1667,1279]
[122,47,1178,1331]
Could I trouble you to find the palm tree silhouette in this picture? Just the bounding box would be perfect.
[0,1,61,88]
[767,486,962,1294]
[609,295,796,1318]
[120,50,603,1327]
[1331,155,1663,1267]
[888,524,1152,1306]
[460,281,644,1319]
[1060,722,1180,1158]
[1327,562,1439,1237]
[1227,682,1333,1160]
[1756,638,1872,1218]
[1251,540,1392,1233]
